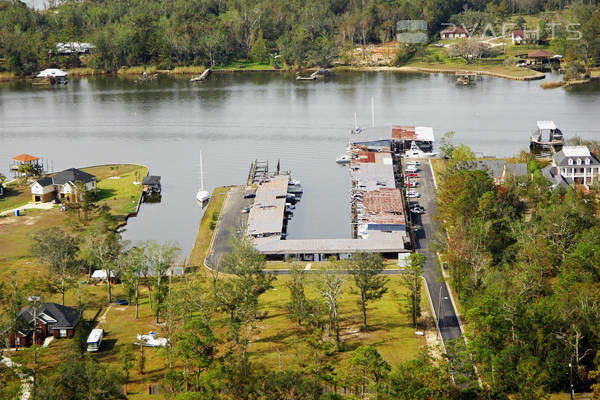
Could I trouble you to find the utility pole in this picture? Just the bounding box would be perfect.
[28,295,40,400]
[569,362,574,400]
[436,286,443,340]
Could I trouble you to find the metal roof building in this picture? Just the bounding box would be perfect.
[254,232,410,256]
[247,175,288,238]
[350,125,435,147]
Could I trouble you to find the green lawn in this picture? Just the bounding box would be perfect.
[0,181,32,212]
[215,59,275,71]
[188,186,231,268]
[82,164,148,217]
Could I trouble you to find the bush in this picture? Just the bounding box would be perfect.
[209,221,216,230]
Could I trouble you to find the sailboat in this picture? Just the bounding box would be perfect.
[351,112,363,135]
[196,150,210,204]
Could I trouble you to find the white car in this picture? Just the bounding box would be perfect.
[406,161,419,166]
[405,166,419,173]
[406,191,420,198]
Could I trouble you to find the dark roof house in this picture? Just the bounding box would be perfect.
[19,302,82,331]
[51,168,96,185]
[32,168,96,203]
[504,163,529,177]
[5,302,82,347]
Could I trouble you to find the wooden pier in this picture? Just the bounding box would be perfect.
[455,71,476,85]
[247,160,269,185]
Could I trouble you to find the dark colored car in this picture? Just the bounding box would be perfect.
[244,193,256,199]
[116,299,129,305]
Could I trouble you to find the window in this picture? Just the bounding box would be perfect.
[577,158,582,165]
[59,329,67,337]
[586,158,591,165]
[568,158,573,165]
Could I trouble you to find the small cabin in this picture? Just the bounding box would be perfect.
[440,27,468,40]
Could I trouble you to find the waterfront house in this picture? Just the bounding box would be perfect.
[31,168,96,203]
[6,303,81,347]
[440,27,468,39]
[542,146,600,189]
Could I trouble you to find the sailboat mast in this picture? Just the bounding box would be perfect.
[200,150,204,191]
[371,96,375,128]
[354,112,358,130]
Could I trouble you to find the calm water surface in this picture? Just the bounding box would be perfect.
[2,71,599,253]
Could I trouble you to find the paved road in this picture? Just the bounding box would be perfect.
[206,186,252,269]
[408,159,463,348]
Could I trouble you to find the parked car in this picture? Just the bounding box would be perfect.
[406,161,419,166]
[405,166,419,172]
[241,207,250,213]
[406,181,418,187]
[410,206,425,214]
[243,193,256,199]
[116,299,129,305]
[406,191,420,198]
[405,173,419,178]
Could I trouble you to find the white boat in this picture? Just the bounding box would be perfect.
[196,150,210,204]
[135,333,168,348]
[336,154,351,164]
[405,141,439,158]
[289,179,301,186]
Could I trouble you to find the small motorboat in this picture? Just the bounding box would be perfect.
[336,154,351,164]
[289,179,301,186]
[287,184,303,194]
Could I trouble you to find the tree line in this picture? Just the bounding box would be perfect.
[434,144,600,399]
[2,0,597,76]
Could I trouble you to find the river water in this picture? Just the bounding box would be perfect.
[1,71,599,253]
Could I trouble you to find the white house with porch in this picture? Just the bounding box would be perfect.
[542,146,600,188]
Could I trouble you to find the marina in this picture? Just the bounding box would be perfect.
[2,72,600,253]
[206,123,436,265]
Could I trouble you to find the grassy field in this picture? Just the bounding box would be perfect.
[9,271,429,399]
[0,208,64,282]
[188,186,231,268]
[0,181,31,212]
[81,164,148,217]
[0,164,147,283]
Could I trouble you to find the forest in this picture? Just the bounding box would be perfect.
[434,144,600,399]
[0,0,599,75]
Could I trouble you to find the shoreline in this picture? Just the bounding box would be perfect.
[336,65,547,81]
[1,63,548,83]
